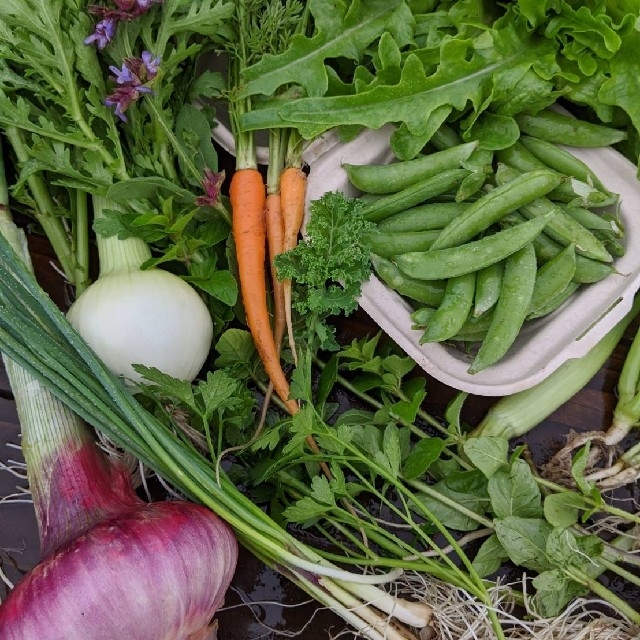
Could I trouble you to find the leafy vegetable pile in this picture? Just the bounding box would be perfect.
[1,1,640,639]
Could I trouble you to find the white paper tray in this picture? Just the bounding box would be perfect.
[302,126,640,396]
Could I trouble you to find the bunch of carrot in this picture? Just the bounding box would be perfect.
[229,154,306,416]
[225,1,310,418]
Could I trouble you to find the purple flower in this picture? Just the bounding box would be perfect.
[85,1,161,49]
[104,52,160,122]
[83,16,118,49]
[104,85,152,122]
[108,62,136,85]
[141,51,161,78]
[196,169,226,209]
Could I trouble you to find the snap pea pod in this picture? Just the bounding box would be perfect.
[456,147,494,202]
[527,243,577,319]
[364,229,441,258]
[519,135,610,193]
[496,142,614,207]
[495,165,613,263]
[468,242,537,374]
[360,168,471,223]
[561,204,624,236]
[419,271,476,343]
[430,168,562,250]
[526,281,581,320]
[515,109,627,147]
[563,206,625,257]
[370,254,446,306]
[519,213,616,283]
[411,305,494,341]
[430,123,463,150]
[520,199,612,262]
[377,202,468,233]
[594,231,626,258]
[411,305,437,327]
[395,213,553,280]
[474,261,504,317]
[344,142,477,195]
[560,205,626,258]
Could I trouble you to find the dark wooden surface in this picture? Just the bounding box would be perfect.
[1,231,639,637]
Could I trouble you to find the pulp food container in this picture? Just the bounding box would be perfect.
[301,125,640,396]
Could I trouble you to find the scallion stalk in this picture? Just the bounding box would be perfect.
[0,145,239,639]
[0,227,432,638]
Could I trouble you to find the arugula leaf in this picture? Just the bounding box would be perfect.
[239,0,415,98]
[402,437,446,480]
[543,491,590,528]
[419,470,489,531]
[240,22,558,139]
[531,569,587,618]
[472,533,509,578]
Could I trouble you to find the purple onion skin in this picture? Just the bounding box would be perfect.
[0,501,238,640]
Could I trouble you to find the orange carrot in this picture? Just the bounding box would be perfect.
[265,192,286,353]
[279,166,307,363]
[230,168,298,415]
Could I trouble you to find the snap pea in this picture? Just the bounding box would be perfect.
[344,142,477,195]
[419,272,476,343]
[474,261,504,317]
[468,242,537,374]
[496,143,614,207]
[371,254,446,307]
[456,147,494,201]
[430,123,463,150]
[361,168,471,223]
[515,109,627,147]
[519,135,610,193]
[561,205,624,236]
[526,281,581,320]
[527,243,577,319]
[496,164,613,263]
[395,213,553,280]
[411,305,436,327]
[531,223,616,283]
[504,210,615,283]
[521,199,612,262]
[365,229,441,258]
[377,202,468,233]
[430,168,562,250]
[452,325,490,343]
[412,305,494,341]
[594,231,626,258]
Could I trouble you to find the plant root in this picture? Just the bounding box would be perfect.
[541,430,621,488]
[397,573,640,640]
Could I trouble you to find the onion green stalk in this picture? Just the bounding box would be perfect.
[0,144,239,639]
[471,297,640,440]
[0,229,432,638]
[593,317,640,447]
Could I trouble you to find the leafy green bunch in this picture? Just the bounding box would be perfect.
[236,0,640,169]
[0,0,238,319]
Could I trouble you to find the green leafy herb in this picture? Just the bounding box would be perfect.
[275,191,374,348]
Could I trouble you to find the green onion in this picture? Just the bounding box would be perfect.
[0,229,431,639]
